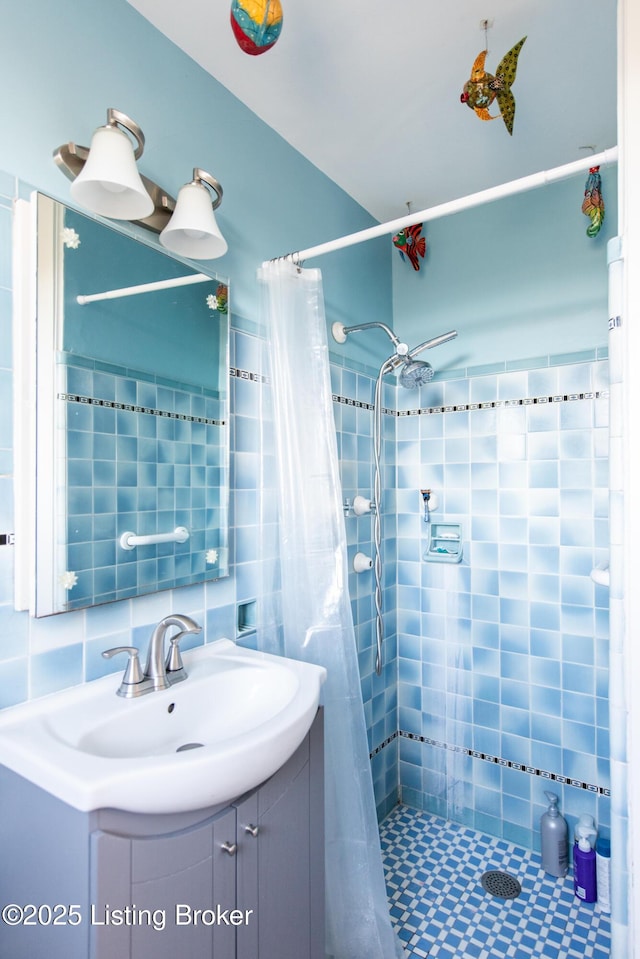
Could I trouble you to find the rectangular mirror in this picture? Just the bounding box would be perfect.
[15,193,230,616]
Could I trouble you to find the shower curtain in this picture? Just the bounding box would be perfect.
[256,260,404,959]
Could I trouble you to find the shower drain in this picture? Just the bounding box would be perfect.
[480,870,522,899]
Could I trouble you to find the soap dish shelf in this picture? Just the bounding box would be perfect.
[424,523,463,564]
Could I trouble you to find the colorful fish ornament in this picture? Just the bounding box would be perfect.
[393,223,426,271]
[230,0,283,56]
[460,37,526,135]
[582,166,605,238]
[215,283,229,314]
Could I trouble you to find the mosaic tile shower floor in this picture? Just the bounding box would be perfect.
[380,805,610,959]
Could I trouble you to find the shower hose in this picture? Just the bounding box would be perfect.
[373,366,386,676]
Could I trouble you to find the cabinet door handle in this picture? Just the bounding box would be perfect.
[244,824,259,838]
[221,841,238,856]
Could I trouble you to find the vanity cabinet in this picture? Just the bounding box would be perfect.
[0,710,324,959]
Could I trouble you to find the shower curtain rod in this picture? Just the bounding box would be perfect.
[279,146,618,264]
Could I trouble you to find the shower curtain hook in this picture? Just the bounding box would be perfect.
[267,252,304,271]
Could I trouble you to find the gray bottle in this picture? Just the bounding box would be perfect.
[540,791,569,877]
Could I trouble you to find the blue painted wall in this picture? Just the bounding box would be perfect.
[0,0,390,369]
[391,170,617,370]
[0,0,390,699]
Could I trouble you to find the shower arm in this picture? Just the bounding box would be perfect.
[331,320,408,354]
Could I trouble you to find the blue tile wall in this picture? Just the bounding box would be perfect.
[394,360,610,851]
[333,350,610,853]
[61,356,228,609]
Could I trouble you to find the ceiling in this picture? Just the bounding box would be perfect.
[126,0,617,224]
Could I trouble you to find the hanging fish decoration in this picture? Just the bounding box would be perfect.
[582,166,605,238]
[215,283,229,314]
[230,0,283,56]
[392,224,426,271]
[460,37,526,135]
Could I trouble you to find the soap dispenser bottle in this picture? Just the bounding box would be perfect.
[540,791,569,877]
[574,813,598,849]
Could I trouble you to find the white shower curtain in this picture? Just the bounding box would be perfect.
[256,260,404,959]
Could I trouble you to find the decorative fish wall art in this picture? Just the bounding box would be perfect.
[393,224,427,271]
[460,37,526,135]
[582,166,605,238]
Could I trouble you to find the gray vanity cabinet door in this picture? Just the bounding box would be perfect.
[131,807,237,959]
[90,806,237,959]
[236,710,325,959]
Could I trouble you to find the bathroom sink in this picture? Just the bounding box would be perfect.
[0,639,326,814]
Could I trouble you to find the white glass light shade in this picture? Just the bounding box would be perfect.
[70,124,154,220]
[160,181,228,259]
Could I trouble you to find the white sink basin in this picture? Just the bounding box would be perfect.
[0,639,326,814]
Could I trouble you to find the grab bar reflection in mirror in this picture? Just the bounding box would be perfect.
[120,527,190,550]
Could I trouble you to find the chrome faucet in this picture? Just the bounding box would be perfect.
[145,614,201,690]
[103,614,202,698]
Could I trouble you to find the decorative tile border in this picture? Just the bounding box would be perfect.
[236,377,607,419]
[397,390,608,417]
[332,390,607,417]
[58,393,226,427]
[370,730,609,796]
[371,731,399,756]
[230,366,268,384]
[332,393,376,412]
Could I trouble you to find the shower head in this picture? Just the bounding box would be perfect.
[398,359,434,389]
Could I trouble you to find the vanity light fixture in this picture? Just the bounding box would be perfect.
[160,169,227,259]
[59,109,154,221]
[53,110,228,259]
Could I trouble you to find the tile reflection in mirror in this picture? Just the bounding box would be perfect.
[18,193,230,616]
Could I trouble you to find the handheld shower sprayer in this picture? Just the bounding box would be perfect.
[331,318,459,676]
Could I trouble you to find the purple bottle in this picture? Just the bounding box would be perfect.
[574,837,597,902]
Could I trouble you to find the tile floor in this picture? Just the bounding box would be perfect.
[380,805,611,958]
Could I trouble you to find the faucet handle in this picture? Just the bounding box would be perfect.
[102,646,145,686]
[165,633,188,682]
